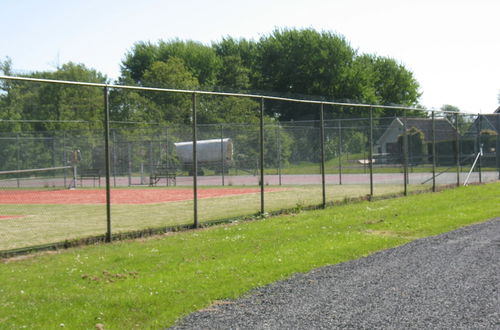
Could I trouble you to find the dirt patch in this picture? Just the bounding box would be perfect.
[0,188,281,205]
[364,229,416,239]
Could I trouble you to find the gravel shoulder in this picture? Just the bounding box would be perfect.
[171,218,500,329]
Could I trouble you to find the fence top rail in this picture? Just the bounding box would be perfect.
[0,75,470,115]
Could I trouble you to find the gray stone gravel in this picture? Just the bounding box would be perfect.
[171,218,500,329]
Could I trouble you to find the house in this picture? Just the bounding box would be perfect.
[374,117,457,158]
[466,113,500,136]
[463,112,500,165]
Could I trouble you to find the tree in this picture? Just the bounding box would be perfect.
[212,37,258,90]
[254,28,360,120]
[119,29,422,122]
[140,58,198,124]
[354,54,421,117]
[0,62,108,132]
[121,40,221,87]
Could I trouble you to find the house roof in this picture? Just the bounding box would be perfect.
[494,106,500,114]
[467,114,500,134]
[399,117,457,142]
[375,117,457,147]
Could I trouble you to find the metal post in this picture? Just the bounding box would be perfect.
[149,139,153,183]
[165,127,169,169]
[52,137,56,178]
[192,93,198,228]
[431,111,436,192]
[112,129,117,188]
[16,134,20,188]
[140,162,144,185]
[338,119,343,185]
[369,107,374,198]
[496,114,500,180]
[259,97,265,215]
[320,103,326,208]
[276,124,282,185]
[220,124,225,186]
[403,110,408,196]
[63,132,67,187]
[478,114,482,183]
[455,112,460,187]
[72,164,77,189]
[127,142,132,186]
[103,86,112,243]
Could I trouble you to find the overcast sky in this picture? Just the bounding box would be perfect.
[1,0,499,113]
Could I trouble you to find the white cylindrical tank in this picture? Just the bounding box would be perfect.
[174,138,233,165]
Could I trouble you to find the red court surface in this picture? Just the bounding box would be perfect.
[0,188,273,205]
[0,215,25,220]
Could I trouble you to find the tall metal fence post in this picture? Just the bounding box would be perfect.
[403,110,408,196]
[369,107,374,198]
[103,86,112,243]
[259,97,265,215]
[497,114,500,180]
[220,124,225,186]
[16,133,20,188]
[338,119,343,185]
[478,114,482,183]
[148,139,153,184]
[52,137,56,178]
[112,129,117,187]
[432,111,436,192]
[127,142,132,186]
[63,132,67,187]
[192,93,198,228]
[320,103,326,208]
[455,112,460,186]
[276,124,282,186]
[165,127,169,169]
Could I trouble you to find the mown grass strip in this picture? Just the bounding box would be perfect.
[0,182,498,329]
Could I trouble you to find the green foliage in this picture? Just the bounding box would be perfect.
[1,28,423,171]
[119,28,421,121]
[0,62,107,132]
[356,55,421,107]
[122,39,221,87]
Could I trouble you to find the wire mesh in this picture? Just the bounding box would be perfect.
[0,75,499,255]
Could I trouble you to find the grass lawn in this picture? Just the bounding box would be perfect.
[0,182,498,329]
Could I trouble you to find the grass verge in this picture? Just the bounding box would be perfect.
[0,182,499,329]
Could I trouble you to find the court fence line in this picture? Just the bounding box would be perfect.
[0,75,499,256]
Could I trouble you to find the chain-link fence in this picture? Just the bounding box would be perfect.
[1,76,499,256]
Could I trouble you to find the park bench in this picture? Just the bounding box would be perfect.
[149,165,177,186]
[79,168,101,187]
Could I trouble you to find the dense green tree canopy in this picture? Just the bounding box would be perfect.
[0,62,107,132]
[121,40,221,87]
[2,28,422,127]
[119,28,421,121]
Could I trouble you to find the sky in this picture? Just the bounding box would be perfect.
[1,0,499,113]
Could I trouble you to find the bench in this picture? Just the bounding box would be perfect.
[149,165,176,186]
[80,168,101,187]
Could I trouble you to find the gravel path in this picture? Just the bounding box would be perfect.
[171,218,500,329]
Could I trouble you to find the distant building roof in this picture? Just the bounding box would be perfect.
[467,114,500,134]
[494,106,500,114]
[375,117,457,149]
[400,117,456,142]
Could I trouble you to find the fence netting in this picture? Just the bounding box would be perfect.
[0,77,498,254]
